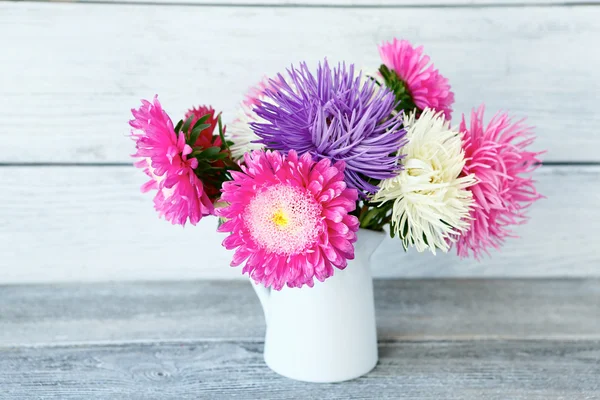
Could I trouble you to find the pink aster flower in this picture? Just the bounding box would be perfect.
[456,105,544,259]
[241,76,270,110]
[379,38,454,119]
[217,150,360,290]
[130,96,214,226]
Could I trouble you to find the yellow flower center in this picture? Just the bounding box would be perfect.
[245,184,322,255]
[272,209,289,227]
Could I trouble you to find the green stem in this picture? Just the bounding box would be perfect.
[217,115,230,153]
[360,208,380,230]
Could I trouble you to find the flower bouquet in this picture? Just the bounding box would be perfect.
[129,39,544,382]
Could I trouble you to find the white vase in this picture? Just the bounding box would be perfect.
[250,228,385,383]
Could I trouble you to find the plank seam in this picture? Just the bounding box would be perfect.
[3,336,600,350]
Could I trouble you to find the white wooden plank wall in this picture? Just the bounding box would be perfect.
[77,0,600,5]
[3,2,600,162]
[0,0,598,283]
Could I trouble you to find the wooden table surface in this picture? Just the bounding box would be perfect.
[1,279,599,399]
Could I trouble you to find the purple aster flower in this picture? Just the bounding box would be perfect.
[250,60,407,196]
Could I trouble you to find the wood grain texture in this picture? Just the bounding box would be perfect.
[1,279,599,399]
[1,165,599,283]
[0,340,599,399]
[73,0,597,5]
[1,2,599,162]
[1,280,599,346]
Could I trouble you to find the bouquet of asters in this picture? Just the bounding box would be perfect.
[129,39,544,291]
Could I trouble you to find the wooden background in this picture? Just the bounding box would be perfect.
[1,0,599,283]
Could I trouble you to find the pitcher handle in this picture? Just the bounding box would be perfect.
[250,278,271,325]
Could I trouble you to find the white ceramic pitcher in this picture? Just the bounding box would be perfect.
[250,228,384,383]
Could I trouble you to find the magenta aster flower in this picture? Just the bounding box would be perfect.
[379,38,454,119]
[251,60,406,197]
[456,105,544,259]
[130,96,214,226]
[217,150,360,290]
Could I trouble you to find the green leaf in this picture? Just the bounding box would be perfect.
[197,162,212,171]
[217,115,230,152]
[189,123,212,146]
[357,200,395,232]
[192,114,212,130]
[193,146,222,160]
[174,120,184,136]
[181,115,196,136]
[378,64,418,116]
[192,124,211,134]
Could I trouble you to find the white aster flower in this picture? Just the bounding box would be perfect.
[226,77,274,160]
[371,109,476,254]
[228,105,265,160]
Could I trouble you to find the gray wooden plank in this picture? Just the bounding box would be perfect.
[1,165,599,283]
[1,280,599,346]
[1,340,598,399]
[1,2,599,162]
